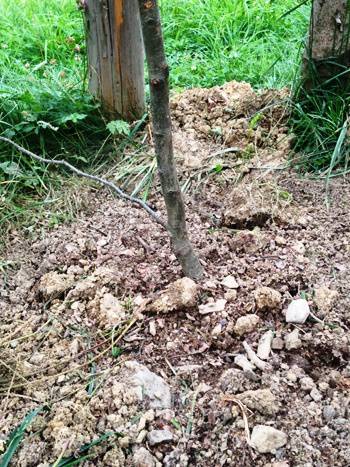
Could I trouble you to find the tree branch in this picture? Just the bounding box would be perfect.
[0,136,167,229]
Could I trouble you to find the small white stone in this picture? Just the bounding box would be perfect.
[250,425,287,454]
[257,330,274,360]
[211,323,222,336]
[286,299,310,324]
[199,299,226,315]
[225,289,237,302]
[221,275,239,289]
[234,354,255,372]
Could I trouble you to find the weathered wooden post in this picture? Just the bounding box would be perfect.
[302,0,350,89]
[84,0,145,120]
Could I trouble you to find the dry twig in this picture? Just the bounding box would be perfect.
[0,136,167,229]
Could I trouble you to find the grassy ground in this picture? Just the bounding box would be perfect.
[0,0,310,233]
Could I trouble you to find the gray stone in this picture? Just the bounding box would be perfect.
[250,425,287,454]
[272,337,284,350]
[284,329,302,350]
[323,405,336,421]
[133,447,156,467]
[125,361,172,409]
[300,376,315,392]
[147,429,173,446]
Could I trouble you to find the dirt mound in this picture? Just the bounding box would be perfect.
[171,81,291,169]
[1,82,350,466]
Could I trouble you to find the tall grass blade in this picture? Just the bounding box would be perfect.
[1,406,43,467]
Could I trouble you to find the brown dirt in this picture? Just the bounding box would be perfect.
[0,81,349,467]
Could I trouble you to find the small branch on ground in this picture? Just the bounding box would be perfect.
[0,136,167,229]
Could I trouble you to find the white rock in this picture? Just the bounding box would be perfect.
[124,361,172,409]
[250,425,287,454]
[211,323,222,336]
[221,275,239,289]
[257,330,274,360]
[286,299,310,324]
[243,341,267,371]
[284,329,302,350]
[133,447,156,467]
[234,354,255,372]
[199,298,226,315]
[147,429,173,446]
[234,314,260,335]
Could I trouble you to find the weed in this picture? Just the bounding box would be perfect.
[2,406,44,467]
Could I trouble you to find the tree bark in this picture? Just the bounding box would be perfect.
[84,0,145,120]
[303,0,350,88]
[137,0,203,280]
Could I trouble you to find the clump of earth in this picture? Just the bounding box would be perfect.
[1,82,349,466]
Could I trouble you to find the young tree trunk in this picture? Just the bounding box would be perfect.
[303,0,350,88]
[84,0,145,120]
[137,0,203,280]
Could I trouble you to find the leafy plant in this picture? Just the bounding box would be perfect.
[106,120,130,137]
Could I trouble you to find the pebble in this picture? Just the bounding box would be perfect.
[234,314,260,335]
[147,429,173,446]
[234,354,255,372]
[199,298,227,315]
[323,405,336,421]
[272,337,284,350]
[300,376,315,392]
[125,361,172,409]
[286,299,310,324]
[310,387,322,402]
[254,287,282,311]
[257,330,274,360]
[133,447,156,467]
[250,425,287,454]
[284,329,302,350]
[225,289,237,302]
[221,275,239,289]
[314,286,338,317]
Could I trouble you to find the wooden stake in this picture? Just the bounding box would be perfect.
[84,0,145,120]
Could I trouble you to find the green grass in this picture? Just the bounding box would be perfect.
[160,0,310,90]
[0,0,311,233]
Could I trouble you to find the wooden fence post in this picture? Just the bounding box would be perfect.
[84,0,145,120]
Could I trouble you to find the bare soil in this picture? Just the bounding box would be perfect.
[1,81,349,467]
